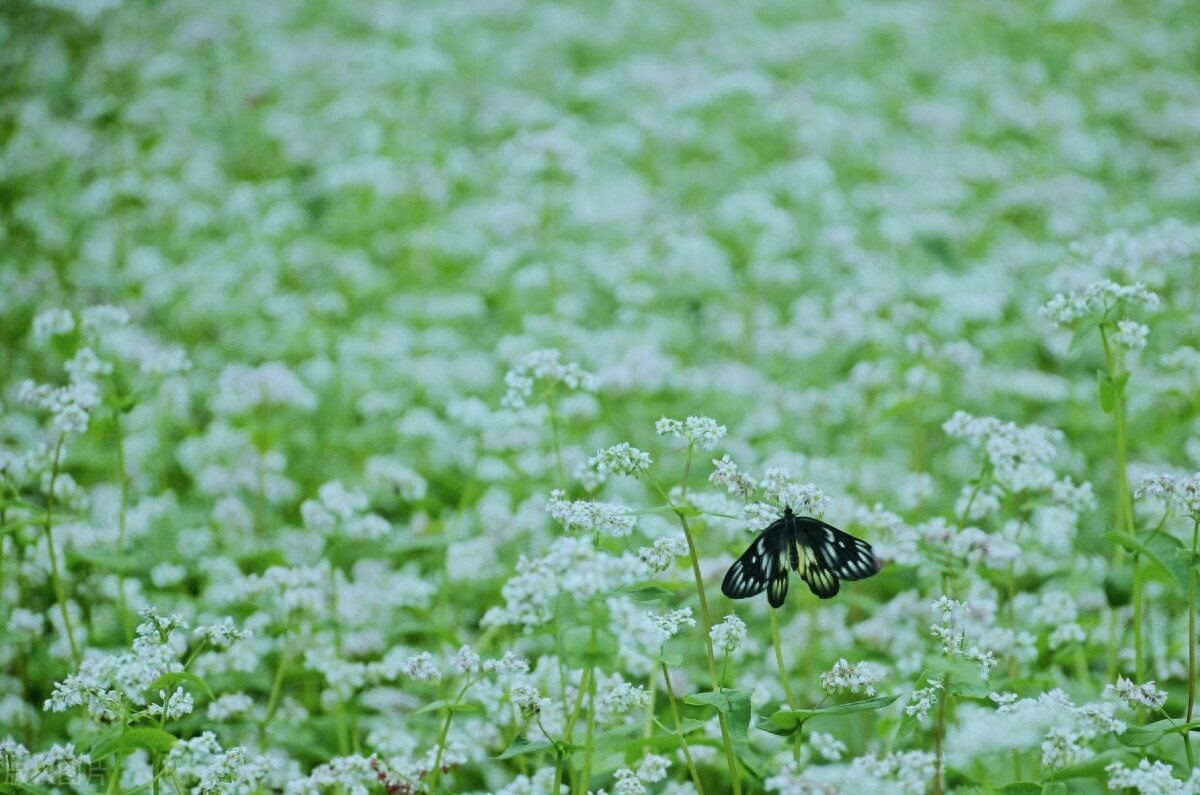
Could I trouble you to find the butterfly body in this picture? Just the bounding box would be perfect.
[721,508,880,607]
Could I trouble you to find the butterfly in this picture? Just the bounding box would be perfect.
[721,507,880,607]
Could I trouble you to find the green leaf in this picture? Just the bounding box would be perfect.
[561,625,618,669]
[67,548,144,574]
[927,657,990,699]
[684,689,752,742]
[1097,369,1115,414]
[1042,785,1067,795]
[1106,531,1187,592]
[673,505,704,519]
[1117,718,1200,748]
[91,727,178,760]
[996,783,1042,795]
[1069,318,1099,352]
[611,583,674,602]
[759,695,901,737]
[410,699,480,717]
[1053,749,1134,780]
[146,671,214,702]
[495,735,557,760]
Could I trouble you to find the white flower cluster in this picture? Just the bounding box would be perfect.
[942,411,1067,493]
[929,598,997,679]
[710,613,747,654]
[1106,758,1200,794]
[16,379,100,434]
[820,658,881,696]
[655,415,727,450]
[209,362,318,417]
[546,489,637,537]
[300,480,391,540]
[501,348,597,409]
[1039,279,1160,326]
[589,442,652,478]
[758,469,831,517]
[637,534,688,573]
[1138,471,1200,516]
[1104,675,1168,711]
[709,454,756,500]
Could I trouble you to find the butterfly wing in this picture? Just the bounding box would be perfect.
[786,521,841,599]
[797,517,880,582]
[722,518,789,606]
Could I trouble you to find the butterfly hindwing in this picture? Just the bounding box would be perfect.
[722,508,880,606]
[797,517,880,582]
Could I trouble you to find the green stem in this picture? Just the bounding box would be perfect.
[580,665,597,793]
[770,607,801,764]
[933,678,948,795]
[770,608,796,708]
[661,660,705,794]
[1185,518,1199,766]
[428,679,474,793]
[45,434,81,667]
[260,629,291,732]
[678,510,743,795]
[547,388,567,491]
[562,666,592,790]
[113,412,133,643]
[1101,327,1140,680]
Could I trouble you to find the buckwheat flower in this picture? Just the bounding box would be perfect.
[656,415,727,450]
[1105,676,1169,711]
[195,746,247,795]
[364,455,427,501]
[601,681,651,716]
[484,651,531,674]
[589,443,651,478]
[140,345,192,376]
[1040,279,1160,327]
[905,679,943,721]
[148,687,194,719]
[209,362,317,417]
[820,659,881,696]
[645,607,697,641]
[17,379,101,434]
[1112,320,1149,351]
[510,679,550,720]
[64,346,113,382]
[207,692,255,721]
[709,455,756,500]
[403,652,441,684]
[31,308,75,342]
[636,753,670,783]
[613,768,646,795]
[1105,759,1182,793]
[80,305,131,339]
[24,743,91,784]
[638,534,688,573]
[710,614,747,654]
[453,645,481,675]
[194,617,252,649]
[546,490,637,537]
[759,470,831,516]
[500,349,596,409]
[1137,472,1200,515]
[810,731,848,761]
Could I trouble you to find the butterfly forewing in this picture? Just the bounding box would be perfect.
[721,530,778,600]
[799,517,880,582]
[722,508,880,606]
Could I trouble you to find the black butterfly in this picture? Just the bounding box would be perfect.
[721,507,880,607]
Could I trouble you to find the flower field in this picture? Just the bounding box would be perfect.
[3,0,1200,792]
